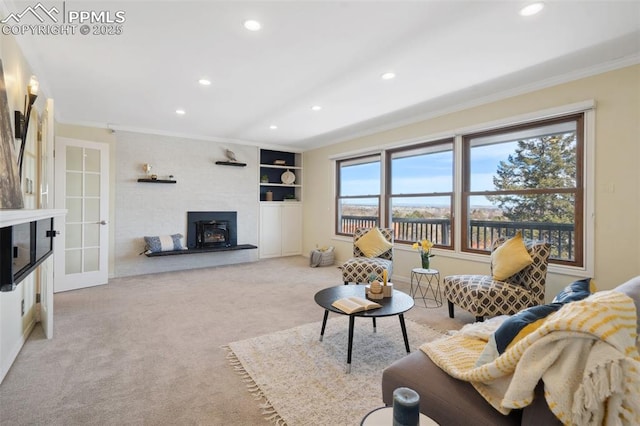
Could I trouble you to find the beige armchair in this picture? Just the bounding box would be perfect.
[341,227,393,285]
[443,237,551,321]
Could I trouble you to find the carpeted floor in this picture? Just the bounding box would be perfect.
[0,256,473,425]
[227,317,445,425]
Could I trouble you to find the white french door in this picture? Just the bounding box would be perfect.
[54,137,109,292]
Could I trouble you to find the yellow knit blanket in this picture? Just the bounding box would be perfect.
[421,290,640,425]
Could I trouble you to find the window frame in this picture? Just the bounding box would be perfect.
[385,139,455,248]
[335,154,382,236]
[332,103,592,272]
[461,113,584,267]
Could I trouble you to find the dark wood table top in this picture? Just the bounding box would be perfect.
[314,285,414,318]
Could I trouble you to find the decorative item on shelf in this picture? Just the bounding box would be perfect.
[150,174,158,180]
[283,194,297,202]
[261,174,269,183]
[143,163,152,176]
[413,239,435,270]
[281,169,295,184]
[273,159,286,165]
[215,148,247,166]
[225,149,237,161]
[265,190,273,201]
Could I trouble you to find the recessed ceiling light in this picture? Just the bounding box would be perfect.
[381,72,396,80]
[175,109,186,115]
[311,105,322,111]
[520,2,544,16]
[269,125,278,130]
[198,78,211,86]
[244,19,261,31]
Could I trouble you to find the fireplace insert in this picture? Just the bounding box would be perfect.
[195,220,230,248]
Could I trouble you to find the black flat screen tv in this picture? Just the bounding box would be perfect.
[0,218,54,292]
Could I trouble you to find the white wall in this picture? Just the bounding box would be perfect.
[113,131,259,277]
[0,32,49,383]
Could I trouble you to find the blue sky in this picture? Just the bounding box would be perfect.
[341,142,519,206]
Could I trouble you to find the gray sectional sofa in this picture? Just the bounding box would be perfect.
[381,277,640,425]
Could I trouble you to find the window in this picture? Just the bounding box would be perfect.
[334,111,587,268]
[462,114,583,266]
[388,140,454,247]
[336,155,381,235]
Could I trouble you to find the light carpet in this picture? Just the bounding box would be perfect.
[226,316,445,426]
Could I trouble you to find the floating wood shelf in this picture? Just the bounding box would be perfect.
[145,244,257,257]
[215,161,247,167]
[137,179,177,183]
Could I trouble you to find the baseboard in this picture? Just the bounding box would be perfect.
[0,317,36,384]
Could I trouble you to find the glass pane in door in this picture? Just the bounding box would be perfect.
[65,146,103,275]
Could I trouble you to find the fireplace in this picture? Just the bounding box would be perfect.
[195,220,229,248]
[187,211,237,249]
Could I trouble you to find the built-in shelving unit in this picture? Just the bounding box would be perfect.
[259,149,302,202]
[258,148,303,259]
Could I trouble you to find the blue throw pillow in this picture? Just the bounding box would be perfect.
[553,277,593,303]
[144,234,186,253]
[476,278,595,366]
[493,303,563,353]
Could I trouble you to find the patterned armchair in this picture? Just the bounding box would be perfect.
[341,227,394,285]
[443,237,551,321]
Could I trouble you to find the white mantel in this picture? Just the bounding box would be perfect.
[0,209,67,228]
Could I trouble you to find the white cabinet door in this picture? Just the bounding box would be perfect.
[281,204,302,256]
[259,204,282,258]
[259,203,303,258]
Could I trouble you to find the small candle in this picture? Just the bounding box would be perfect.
[382,270,388,286]
[393,387,420,426]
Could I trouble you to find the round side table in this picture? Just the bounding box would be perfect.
[410,268,442,308]
[361,406,439,425]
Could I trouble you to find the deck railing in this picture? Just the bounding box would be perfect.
[339,216,575,261]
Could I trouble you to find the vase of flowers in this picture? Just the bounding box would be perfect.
[412,239,435,270]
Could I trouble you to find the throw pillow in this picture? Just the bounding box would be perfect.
[476,277,595,366]
[144,234,186,253]
[552,277,594,303]
[355,227,393,258]
[491,231,533,281]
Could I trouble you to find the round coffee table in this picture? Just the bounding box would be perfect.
[314,285,414,373]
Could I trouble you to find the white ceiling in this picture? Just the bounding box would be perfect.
[4,1,640,150]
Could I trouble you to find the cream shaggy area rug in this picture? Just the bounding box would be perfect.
[226,316,445,425]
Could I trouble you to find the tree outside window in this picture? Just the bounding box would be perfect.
[463,114,583,265]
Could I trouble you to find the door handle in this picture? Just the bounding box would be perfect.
[97,220,108,225]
